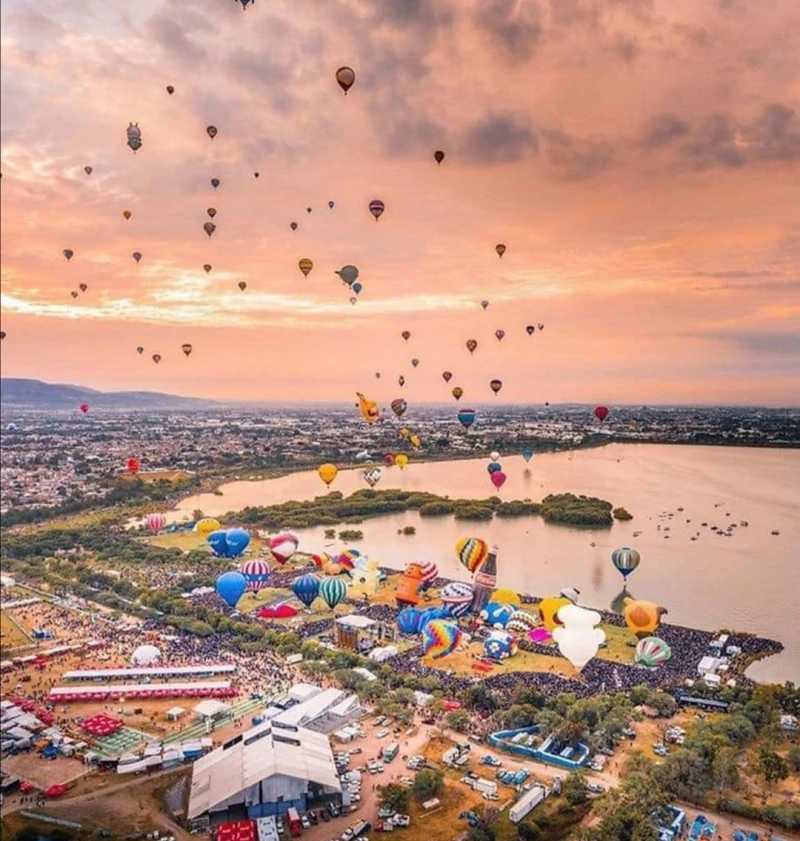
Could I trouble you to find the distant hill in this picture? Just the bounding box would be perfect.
[0,378,218,410]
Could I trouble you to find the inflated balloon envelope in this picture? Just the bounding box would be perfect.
[552,604,606,669]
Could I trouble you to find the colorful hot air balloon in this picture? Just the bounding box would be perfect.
[457,408,476,430]
[292,574,320,608]
[495,330,505,341]
[452,387,464,401]
[434,150,445,164]
[126,122,142,153]
[495,243,506,258]
[456,537,488,573]
[442,371,452,382]
[490,379,503,395]
[418,561,438,590]
[335,66,356,94]
[318,463,338,486]
[395,454,409,470]
[206,125,218,139]
[298,258,313,277]
[216,571,246,608]
[422,620,462,659]
[182,343,193,357]
[391,398,407,418]
[146,513,166,534]
[369,199,385,221]
[505,610,538,635]
[480,602,515,629]
[484,630,518,660]
[126,457,140,475]
[594,406,609,422]
[440,581,475,617]
[611,547,641,580]
[241,558,271,592]
[466,339,478,354]
[634,636,672,668]
[269,533,299,565]
[490,471,507,489]
[319,576,347,610]
[79,403,89,414]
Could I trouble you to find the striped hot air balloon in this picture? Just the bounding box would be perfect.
[440,581,475,617]
[634,636,672,668]
[421,620,461,659]
[397,607,422,635]
[241,559,271,592]
[505,609,538,635]
[146,513,167,534]
[292,574,320,608]
[319,576,347,610]
[611,547,641,580]
[455,537,488,574]
[418,561,439,591]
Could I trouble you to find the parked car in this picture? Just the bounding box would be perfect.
[350,748,363,755]
[375,729,390,739]
[308,811,318,825]
[320,810,330,822]
[393,815,411,828]
[585,783,606,795]
[301,815,311,830]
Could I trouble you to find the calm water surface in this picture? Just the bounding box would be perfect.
[174,444,800,683]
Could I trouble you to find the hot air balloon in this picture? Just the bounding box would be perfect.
[368,199,385,221]
[506,610,538,635]
[131,644,161,666]
[363,467,382,488]
[410,434,421,448]
[204,222,216,237]
[180,343,193,359]
[352,282,362,295]
[79,403,89,414]
[611,547,641,580]
[203,264,212,273]
[298,258,313,277]
[79,283,88,293]
[634,636,672,668]
[400,428,410,439]
[319,576,347,610]
[526,325,535,335]
[306,207,312,214]
[411,358,419,368]
[422,620,462,659]
[207,207,217,219]
[152,354,161,364]
[487,463,501,475]
[384,454,395,465]
[146,512,167,534]
[481,300,489,310]
[397,607,422,635]
[123,210,132,220]
[490,379,503,395]
[357,392,380,424]
[440,581,475,617]
[495,330,505,341]
[206,125,218,139]
[538,323,545,330]
[328,200,335,209]
[0,332,6,341]
[84,166,93,176]
[452,387,464,401]
[70,291,79,299]
[238,282,247,291]
[594,406,609,422]
[132,252,142,263]
[375,372,381,379]
[537,595,572,631]
[391,398,407,418]
[136,346,144,354]
[495,243,506,258]
[126,457,140,474]
[480,602,515,629]
[552,605,606,669]
[349,296,358,305]
[290,222,298,231]
[434,150,445,164]
[457,408,476,430]
[318,463,338,487]
[217,571,247,608]
[126,122,142,152]
[418,561,438,590]
[166,85,174,95]
[522,450,533,462]
[395,454,409,470]
[254,172,260,178]
[400,331,411,342]
[456,537,488,573]
[398,375,405,388]
[210,177,221,189]
[442,371,452,382]
[337,265,359,286]
[241,558,271,592]
[193,517,221,536]
[623,598,668,639]
[335,66,356,94]
[484,630,518,660]
[63,249,74,261]
[466,339,477,354]
[490,471,507,489]
[227,528,251,558]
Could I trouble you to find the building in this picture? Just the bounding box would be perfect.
[697,656,720,677]
[187,722,341,823]
[655,805,687,840]
[268,687,362,735]
[333,614,396,650]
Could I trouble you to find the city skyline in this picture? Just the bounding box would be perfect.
[1,0,799,406]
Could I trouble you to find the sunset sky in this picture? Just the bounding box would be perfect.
[1,0,798,405]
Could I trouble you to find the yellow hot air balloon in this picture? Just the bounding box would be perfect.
[400,428,410,439]
[298,258,313,277]
[318,463,338,487]
[123,210,132,220]
[537,595,573,632]
[193,517,221,536]
[491,588,521,607]
[395,454,409,469]
[410,434,421,448]
[452,387,464,401]
[356,392,380,424]
[623,598,668,639]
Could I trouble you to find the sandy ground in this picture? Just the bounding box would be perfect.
[2,754,88,790]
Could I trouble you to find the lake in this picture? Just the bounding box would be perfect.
[173,443,800,684]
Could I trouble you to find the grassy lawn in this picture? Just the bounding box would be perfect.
[402,778,486,841]
[0,610,33,651]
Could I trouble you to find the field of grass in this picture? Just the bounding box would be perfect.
[0,610,33,651]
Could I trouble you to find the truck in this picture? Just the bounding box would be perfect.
[509,784,547,824]
[286,807,302,838]
[461,777,498,796]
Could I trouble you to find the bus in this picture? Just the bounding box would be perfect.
[383,742,399,763]
[286,807,302,838]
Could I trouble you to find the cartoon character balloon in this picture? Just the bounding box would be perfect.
[537,595,573,632]
[484,630,518,661]
[396,563,424,607]
[193,517,221,536]
[623,598,668,639]
[552,605,606,669]
[395,454,409,470]
[357,392,380,424]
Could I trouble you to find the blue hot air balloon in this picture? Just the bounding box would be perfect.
[216,571,247,608]
[522,450,533,462]
[352,282,362,295]
[487,462,502,474]
[397,607,422,635]
[319,576,347,610]
[225,528,250,558]
[292,574,320,608]
[457,409,476,431]
[418,606,450,629]
[207,529,230,557]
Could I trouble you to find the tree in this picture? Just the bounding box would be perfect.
[758,746,789,785]
[13,829,38,841]
[192,508,205,520]
[788,745,800,773]
[413,768,444,801]
[517,823,541,841]
[446,710,471,732]
[378,783,410,814]
[563,770,588,805]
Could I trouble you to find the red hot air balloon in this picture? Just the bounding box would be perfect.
[152,354,162,364]
[442,371,452,382]
[166,85,174,95]
[206,126,217,139]
[401,331,411,341]
[126,457,140,475]
[384,454,395,465]
[369,199,385,221]
[79,404,89,414]
[466,339,478,354]
[594,406,609,422]
[490,471,507,489]
[490,379,503,395]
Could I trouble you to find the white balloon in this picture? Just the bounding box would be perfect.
[489,451,500,463]
[552,604,605,669]
[131,644,161,666]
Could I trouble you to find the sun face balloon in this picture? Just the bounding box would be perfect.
[552,605,606,669]
[395,454,409,470]
[357,392,380,424]
[317,463,338,487]
[193,517,221,536]
[455,537,488,573]
[623,598,668,639]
